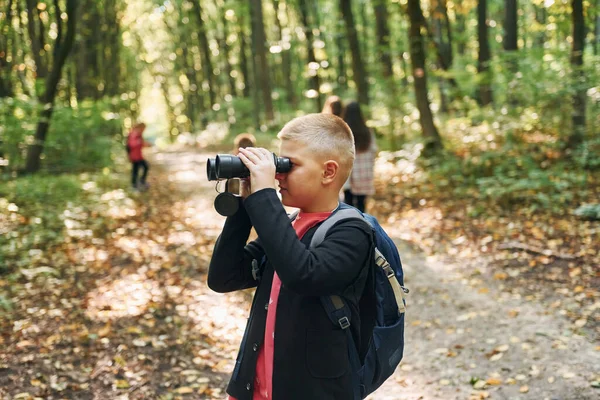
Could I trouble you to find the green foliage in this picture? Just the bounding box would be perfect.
[0,293,13,313]
[1,174,83,208]
[572,136,600,170]
[411,105,592,214]
[0,169,128,274]
[0,175,83,268]
[574,204,600,221]
[0,96,129,174]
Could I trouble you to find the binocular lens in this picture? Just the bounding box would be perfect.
[206,158,218,181]
[216,155,249,179]
[206,153,292,181]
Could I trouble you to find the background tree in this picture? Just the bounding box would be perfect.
[272,0,296,106]
[340,0,369,105]
[569,0,586,148]
[249,0,274,122]
[298,0,322,111]
[406,0,443,153]
[429,0,456,112]
[477,0,493,106]
[503,0,519,104]
[25,0,78,173]
[25,0,48,85]
[373,0,393,80]
[192,0,217,107]
[0,0,15,98]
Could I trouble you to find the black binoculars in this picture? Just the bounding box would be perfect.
[206,153,292,181]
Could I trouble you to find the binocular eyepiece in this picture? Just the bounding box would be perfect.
[207,153,292,181]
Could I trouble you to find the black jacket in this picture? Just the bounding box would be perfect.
[208,189,375,400]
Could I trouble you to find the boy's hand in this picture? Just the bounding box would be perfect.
[237,147,276,195]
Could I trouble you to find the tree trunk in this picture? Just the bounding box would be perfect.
[191,0,217,107]
[340,0,369,105]
[595,0,600,55]
[298,0,322,111]
[104,0,120,97]
[431,0,456,112]
[336,21,348,89]
[74,1,100,99]
[174,0,201,129]
[374,0,393,79]
[25,0,78,173]
[477,0,493,106]
[406,0,443,154]
[273,0,296,106]
[358,0,369,65]
[569,0,586,148]
[238,10,251,98]
[534,3,546,49]
[220,9,237,97]
[249,0,274,121]
[455,10,467,56]
[247,0,263,127]
[181,44,199,129]
[0,0,14,97]
[25,0,48,81]
[503,0,518,51]
[503,0,518,104]
[14,0,32,96]
[38,5,50,66]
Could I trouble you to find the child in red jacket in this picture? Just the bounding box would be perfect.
[126,123,151,190]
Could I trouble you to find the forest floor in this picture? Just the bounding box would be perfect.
[1,147,599,400]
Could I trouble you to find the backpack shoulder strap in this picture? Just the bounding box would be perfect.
[309,207,373,331]
[312,208,367,400]
[289,210,300,221]
[310,208,370,248]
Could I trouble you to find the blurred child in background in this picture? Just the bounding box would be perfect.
[127,123,152,191]
[342,102,377,212]
[228,133,257,195]
[322,95,344,117]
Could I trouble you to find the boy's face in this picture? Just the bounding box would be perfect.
[275,140,327,210]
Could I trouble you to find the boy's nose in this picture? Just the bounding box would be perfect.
[275,172,286,181]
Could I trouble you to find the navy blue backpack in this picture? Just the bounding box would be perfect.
[303,203,408,399]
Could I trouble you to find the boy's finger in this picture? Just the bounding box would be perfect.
[237,152,252,166]
[244,147,270,161]
[239,149,259,164]
[243,147,265,160]
[259,148,272,159]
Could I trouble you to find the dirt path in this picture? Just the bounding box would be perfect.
[157,148,599,400]
[3,148,596,400]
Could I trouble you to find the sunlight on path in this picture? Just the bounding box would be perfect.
[156,149,251,379]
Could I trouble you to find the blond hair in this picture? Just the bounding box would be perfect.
[278,113,355,183]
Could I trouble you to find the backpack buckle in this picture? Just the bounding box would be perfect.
[383,265,395,279]
[374,252,387,268]
[251,259,260,281]
[338,316,350,329]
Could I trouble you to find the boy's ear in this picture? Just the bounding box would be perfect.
[322,160,339,184]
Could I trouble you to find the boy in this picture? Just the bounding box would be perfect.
[208,114,375,400]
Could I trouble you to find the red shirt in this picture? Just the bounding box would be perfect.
[127,131,145,162]
[230,210,333,400]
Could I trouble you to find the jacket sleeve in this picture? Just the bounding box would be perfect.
[244,189,373,297]
[207,201,265,293]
